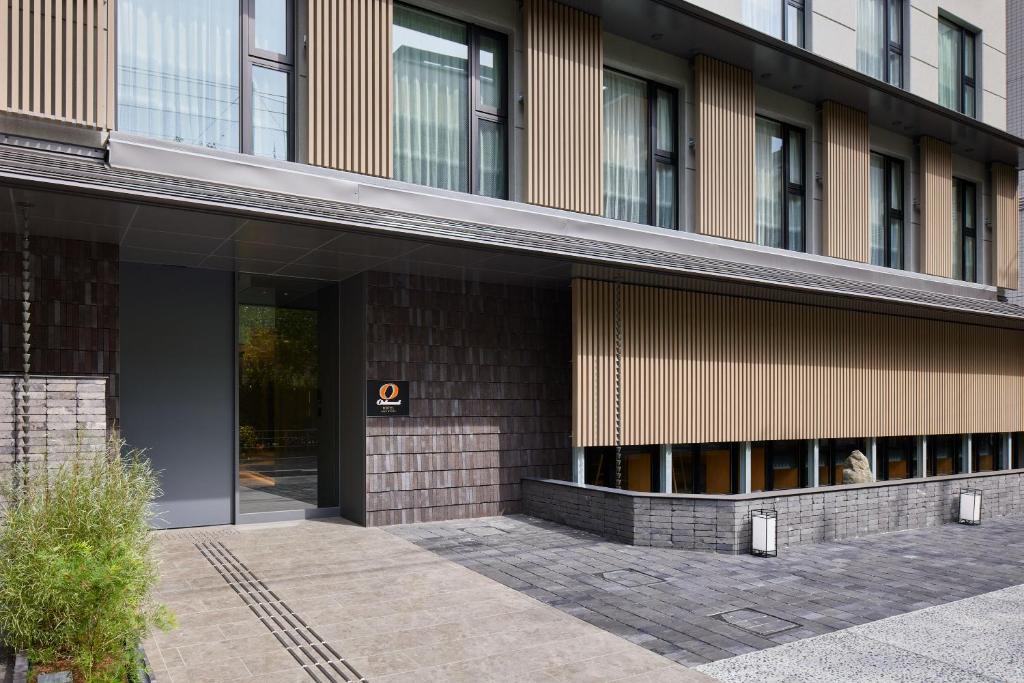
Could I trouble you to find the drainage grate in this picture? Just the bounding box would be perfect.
[715,608,799,636]
[196,541,367,683]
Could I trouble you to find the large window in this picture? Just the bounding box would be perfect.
[857,0,903,86]
[751,441,806,492]
[118,0,293,160]
[869,153,905,268]
[584,446,660,492]
[879,436,916,480]
[392,5,508,198]
[755,117,805,251]
[1014,433,1023,469]
[671,443,738,494]
[938,18,976,117]
[972,434,1003,472]
[929,434,962,475]
[603,70,678,229]
[953,178,977,282]
[820,438,868,486]
[743,0,805,47]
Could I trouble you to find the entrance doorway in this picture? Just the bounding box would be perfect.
[237,276,339,518]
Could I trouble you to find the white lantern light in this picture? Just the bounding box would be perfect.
[958,489,982,525]
[751,509,777,557]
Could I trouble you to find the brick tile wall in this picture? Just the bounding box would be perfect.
[364,272,571,525]
[0,233,118,423]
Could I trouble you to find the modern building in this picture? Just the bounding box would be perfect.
[1,0,1022,542]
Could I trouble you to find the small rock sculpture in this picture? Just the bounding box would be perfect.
[842,450,874,484]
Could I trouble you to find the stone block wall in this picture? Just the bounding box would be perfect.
[0,375,107,489]
[523,472,1024,553]
[364,272,571,525]
[0,233,118,423]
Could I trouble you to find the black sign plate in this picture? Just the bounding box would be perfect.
[367,380,409,416]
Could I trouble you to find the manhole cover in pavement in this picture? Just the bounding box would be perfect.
[601,569,663,587]
[715,609,799,636]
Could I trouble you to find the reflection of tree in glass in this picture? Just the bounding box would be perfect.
[239,304,318,390]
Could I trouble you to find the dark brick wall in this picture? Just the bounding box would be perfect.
[364,272,571,525]
[0,233,118,423]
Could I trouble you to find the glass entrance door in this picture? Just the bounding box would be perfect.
[237,276,339,516]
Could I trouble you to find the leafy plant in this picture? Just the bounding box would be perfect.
[0,438,174,682]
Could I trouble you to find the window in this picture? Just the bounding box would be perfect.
[938,18,976,117]
[584,446,659,492]
[858,0,903,86]
[743,0,805,47]
[671,443,739,494]
[1014,433,1023,469]
[118,0,294,160]
[755,117,805,251]
[929,434,962,475]
[751,441,806,492]
[971,434,1002,472]
[603,70,678,229]
[392,5,508,198]
[869,153,905,268]
[878,436,915,480]
[953,178,977,282]
[820,438,867,486]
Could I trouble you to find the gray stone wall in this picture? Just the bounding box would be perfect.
[523,472,1024,553]
[364,272,571,525]
[0,375,107,488]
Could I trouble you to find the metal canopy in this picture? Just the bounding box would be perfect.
[565,0,1024,166]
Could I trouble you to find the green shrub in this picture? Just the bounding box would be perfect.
[0,439,174,682]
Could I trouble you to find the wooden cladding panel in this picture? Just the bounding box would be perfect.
[523,0,602,215]
[308,0,392,176]
[572,279,1024,448]
[0,0,113,128]
[822,101,870,262]
[992,163,1019,290]
[920,137,954,278]
[694,55,755,242]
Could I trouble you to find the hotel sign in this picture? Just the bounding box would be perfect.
[367,381,409,416]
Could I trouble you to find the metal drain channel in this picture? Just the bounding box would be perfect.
[196,541,367,683]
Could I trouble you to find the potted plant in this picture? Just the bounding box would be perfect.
[0,438,173,682]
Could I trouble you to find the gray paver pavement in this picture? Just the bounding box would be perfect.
[389,514,1024,668]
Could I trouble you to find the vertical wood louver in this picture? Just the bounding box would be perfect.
[572,279,1024,448]
[992,162,1019,290]
[307,0,392,177]
[694,55,755,242]
[920,137,954,278]
[523,0,602,215]
[822,101,870,262]
[0,0,114,128]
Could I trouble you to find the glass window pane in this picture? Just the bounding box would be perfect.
[393,6,470,192]
[887,50,902,87]
[702,446,734,494]
[770,441,802,490]
[787,193,804,251]
[478,119,506,200]
[964,32,975,78]
[671,446,694,493]
[655,89,675,153]
[755,118,784,248]
[965,235,976,281]
[750,446,766,493]
[889,160,903,211]
[964,183,976,228]
[254,0,288,55]
[889,216,903,268]
[869,154,886,265]
[953,180,963,277]
[743,0,782,38]
[623,447,654,492]
[655,162,676,229]
[785,5,804,47]
[252,67,289,160]
[603,70,649,224]
[964,84,976,117]
[477,33,504,111]
[118,0,240,151]
[857,0,885,79]
[888,0,902,46]
[787,128,803,185]
[938,20,961,110]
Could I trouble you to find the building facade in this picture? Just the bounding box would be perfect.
[0,0,1022,534]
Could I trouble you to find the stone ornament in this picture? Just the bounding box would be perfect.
[842,450,874,484]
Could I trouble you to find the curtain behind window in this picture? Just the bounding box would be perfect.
[857,0,885,79]
[603,71,648,223]
[117,0,239,150]
[938,21,961,110]
[869,154,886,265]
[755,118,784,248]
[393,7,469,192]
[743,0,782,38]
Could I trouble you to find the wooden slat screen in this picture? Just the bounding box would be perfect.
[0,0,114,128]
[307,0,392,176]
[523,0,602,215]
[572,279,1024,447]
[920,136,954,278]
[694,55,755,242]
[992,162,1019,290]
[822,101,870,262]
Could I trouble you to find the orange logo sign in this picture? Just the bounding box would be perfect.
[378,383,400,401]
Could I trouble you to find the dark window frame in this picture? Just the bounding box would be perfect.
[940,16,977,117]
[752,440,808,491]
[927,434,963,476]
[671,442,739,494]
[884,0,903,87]
[603,67,679,229]
[954,177,978,282]
[820,438,868,486]
[783,0,805,47]
[242,0,295,160]
[393,2,510,199]
[756,114,806,252]
[870,152,905,269]
[971,433,1003,472]
[878,436,916,480]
